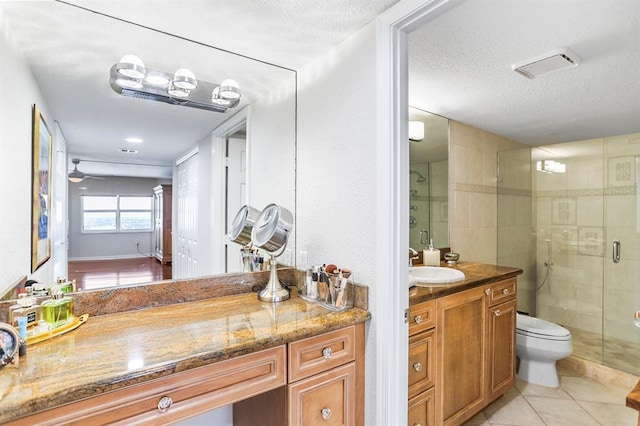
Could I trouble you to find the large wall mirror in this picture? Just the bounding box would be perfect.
[408,107,449,251]
[0,1,296,295]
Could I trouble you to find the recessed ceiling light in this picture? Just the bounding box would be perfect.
[125,137,144,143]
[118,148,139,154]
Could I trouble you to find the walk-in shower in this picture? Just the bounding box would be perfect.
[497,131,640,376]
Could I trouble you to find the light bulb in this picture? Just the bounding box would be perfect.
[219,79,241,100]
[167,83,190,98]
[211,86,231,106]
[117,54,146,79]
[172,68,197,90]
[115,77,143,90]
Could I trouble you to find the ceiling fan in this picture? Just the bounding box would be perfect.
[68,158,104,183]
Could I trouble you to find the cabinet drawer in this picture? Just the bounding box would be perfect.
[288,362,356,426]
[488,278,516,306]
[408,387,435,426]
[409,300,436,336]
[289,326,355,382]
[9,346,286,426]
[408,329,436,398]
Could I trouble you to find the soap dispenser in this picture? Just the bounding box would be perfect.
[423,239,440,267]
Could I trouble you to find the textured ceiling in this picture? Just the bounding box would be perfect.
[409,0,640,146]
[3,0,638,180]
[0,0,400,176]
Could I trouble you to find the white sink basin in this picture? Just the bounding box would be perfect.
[409,266,465,287]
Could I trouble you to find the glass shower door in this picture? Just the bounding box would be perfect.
[602,133,640,375]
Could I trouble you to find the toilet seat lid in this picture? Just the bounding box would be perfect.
[516,314,571,339]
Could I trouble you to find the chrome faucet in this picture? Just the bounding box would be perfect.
[409,247,419,267]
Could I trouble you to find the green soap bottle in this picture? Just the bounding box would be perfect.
[42,291,74,329]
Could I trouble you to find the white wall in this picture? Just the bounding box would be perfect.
[0,32,55,295]
[248,73,297,214]
[67,176,168,259]
[297,22,379,425]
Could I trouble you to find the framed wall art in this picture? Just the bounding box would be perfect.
[31,105,52,272]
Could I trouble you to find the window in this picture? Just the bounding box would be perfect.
[82,195,153,233]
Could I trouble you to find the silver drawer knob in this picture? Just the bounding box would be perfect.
[484,288,491,295]
[157,396,173,412]
[321,408,332,420]
[322,347,332,359]
[494,309,501,317]
[502,288,509,295]
[414,315,423,324]
[413,362,422,372]
[413,423,422,426]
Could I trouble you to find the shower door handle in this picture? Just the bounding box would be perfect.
[420,229,429,246]
[613,240,621,263]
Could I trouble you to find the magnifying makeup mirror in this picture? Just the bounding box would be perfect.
[251,204,293,302]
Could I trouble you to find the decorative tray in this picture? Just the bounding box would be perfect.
[27,314,89,345]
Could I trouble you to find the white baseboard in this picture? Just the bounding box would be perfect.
[68,254,151,262]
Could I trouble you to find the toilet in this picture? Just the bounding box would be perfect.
[516,313,572,388]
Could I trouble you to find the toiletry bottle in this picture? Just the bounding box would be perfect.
[9,295,41,330]
[424,239,441,266]
[17,316,27,357]
[309,267,319,298]
[42,290,74,329]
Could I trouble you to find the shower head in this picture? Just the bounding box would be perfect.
[410,170,426,182]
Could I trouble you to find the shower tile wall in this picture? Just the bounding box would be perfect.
[409,160,448,251]
[409,162,431,251]
[497,148,535,315]
[449,121,526,265]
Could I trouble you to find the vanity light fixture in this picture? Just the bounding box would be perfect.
[409,121,425,142]
[536,160,566,174]
[109,56,241,113]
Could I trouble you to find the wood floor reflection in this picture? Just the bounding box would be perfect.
[68,257,172,291]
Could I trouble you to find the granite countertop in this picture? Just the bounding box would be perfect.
[0,292,370,423]
[627,379,640,415]
[409,261,523,306]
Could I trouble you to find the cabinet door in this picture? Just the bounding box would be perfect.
[488,298,517,400]
[288,362,356,426]
[436,286,488,425]
[408,387,435,426]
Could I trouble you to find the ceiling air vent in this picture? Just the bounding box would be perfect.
[118,148,139,154]
[512,47,581,79]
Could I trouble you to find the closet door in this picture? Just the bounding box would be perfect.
[175,154,198,279]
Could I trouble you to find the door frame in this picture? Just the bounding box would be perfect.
[211,107,250,274]
[375,0,464,424]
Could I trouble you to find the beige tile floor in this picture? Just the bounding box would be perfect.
[464,364,638,425]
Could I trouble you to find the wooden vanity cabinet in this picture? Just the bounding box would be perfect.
[407,300,436,426]
[487,281,517,401]
[235,323,365,426]
[10,324,365,426]
[437,278,517,425]
[436,285,489,425]
[409,277,517,426]
[8,346,286,426]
